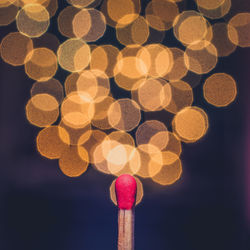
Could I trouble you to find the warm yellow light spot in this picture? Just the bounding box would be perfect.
[31,93,59,111]
[59,146,89,177]
[149,131,169,151]
[196,0,226,10]
[90,45,120,78]
[164,47,188,81]
[110,176,143,206]
[36,126,70,159]
[197,0,231,20]
[116,16,149,46]
[16,4,50,38]
[228,13,250,48]
[26,98,59,127]
[0,4,18,26]
[165,132,182,156]
[61,92,94,129]
[136,144,163,178]
[136,120,167,146]
[57,38,91,72]
[178,16,208,45]
[152,158,182,185]
[72,8,91,38]
[0,32,33,66]
[107,131,135,146]
[92,96,114,130]
[67,0,95,8]
[25,48,57,81]
[145,0,179,31]
[31,78,64,104]
[82,130,107,163]
[108,98,141,131]
[173,106,209,143]
[60,120,92,146]
[173,11,208,46]
[165,80,193,114]
[58,6,81,38]
[33,32,60,54]
[106,0,137,26]
[137,78,172,111]
[203,73,237,107]
[137,44,173,78]
[73,8,106,42]
[184,41,218,75]
[76,70,99,100]
[211,22,236,57]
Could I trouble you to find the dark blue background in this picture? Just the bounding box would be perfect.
[0,0,249,249]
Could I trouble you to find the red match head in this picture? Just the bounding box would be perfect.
[115,174,137,210]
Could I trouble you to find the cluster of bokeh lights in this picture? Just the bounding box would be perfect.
[0,0,248,205]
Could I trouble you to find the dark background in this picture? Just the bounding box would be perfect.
[0,0,249,249]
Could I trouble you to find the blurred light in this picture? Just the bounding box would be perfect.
[90,45,120,77]
[60,120,92,146]
[33,32,60,53]
[73,8,106,42]
[165,80,193,114]
[36,126,70,159]
[101,0,140,27]
[31,78,64,104]
[228,13,250,48]
[152,158,182,185]
[137,78,172,111]
[163,47,188,82]
[25,47,58,81]
[0,3,18,26]
[59,145,89,177]
[136,120,168,146]
[108,98,141,131]
[145,0,179,31]
[184,40,218,74]
[173,106,209,143]
[211,22,236,57]
[203,73,237,107]
[197,0,231,19]
[16,4,50,38]
[0,32,33,66]
[67,0,95,8]
[57,38,91,72]
[26,95,59,127]
[116,16,149,46]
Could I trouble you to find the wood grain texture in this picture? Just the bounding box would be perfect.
[118,209,134,250]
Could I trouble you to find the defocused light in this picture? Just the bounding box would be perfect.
[57,38,91,72]
[173,106,209,143]
[203,73,237,107]
[228,13,250,48]
[197,0,231,19]
[0,32,33,66]
[136,120,168,146]
[152,158,182,185]
[25,47,58,81]
[59,145,89,177]
[16,4,50,38]
[36,126,70,159]
[211,22,236,57]
[165,80,193,114]
[0,3,18,26]
[31,78,64,104]
[108,98,141,131]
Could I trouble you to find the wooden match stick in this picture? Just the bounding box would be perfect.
[115,174,137,250]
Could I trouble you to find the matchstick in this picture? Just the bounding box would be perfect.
[115,174,137,250]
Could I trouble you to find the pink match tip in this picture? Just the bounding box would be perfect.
[115,174,137,210]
